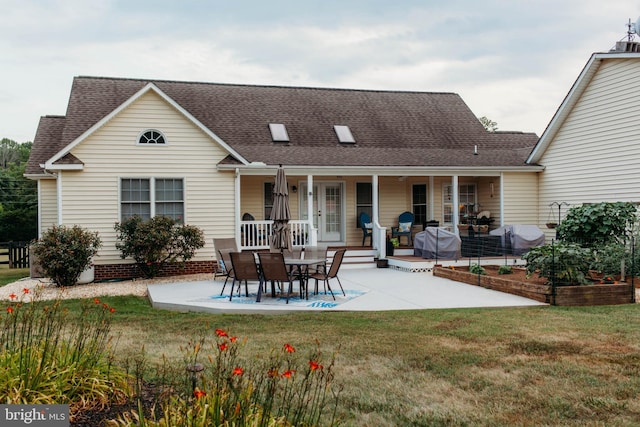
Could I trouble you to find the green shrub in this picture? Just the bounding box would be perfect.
[469,263,487,275]
[523,242,592,285]
[557,202,638,248]
[114,216,205,278]
[498,265,513,275]
[31,224,101,287]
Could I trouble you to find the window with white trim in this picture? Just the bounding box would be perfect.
[412,184,427,227]
[121,178,184,222]
[356,182,372,227]
[138,130,166,144]
[443,183,476,224]
[264,182,274,219]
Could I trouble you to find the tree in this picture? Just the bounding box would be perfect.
[0,138,37,241]
[478,116,498,132]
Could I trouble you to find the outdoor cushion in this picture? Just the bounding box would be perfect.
[364,222,373,229]
[398,222,411,232]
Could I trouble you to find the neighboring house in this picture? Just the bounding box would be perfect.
[26,76,541,279]
[527,40,640,234]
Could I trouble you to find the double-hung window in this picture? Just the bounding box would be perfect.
[412,184,427,227]
[356,182,372,227]
[443,183,476,224]
[121,178,184,222]
[264,182,274,219]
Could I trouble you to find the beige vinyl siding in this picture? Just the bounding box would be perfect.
[539,58,640,220]
[60,91,234,264]
[502,172,538,226]
[39,179,58,233]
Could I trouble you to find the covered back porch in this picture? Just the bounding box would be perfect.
[233,168,513,258]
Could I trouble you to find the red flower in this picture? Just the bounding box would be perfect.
[22,288,29,294]
[232,367,244,376]
[94,298,100,304]
[8,293,16,300]
[284,343,295,353]
[215,328,228,337]
[219,343,228,351]
[230,336,237,342]
[309,360,323,371]
[109,307,116,313]
[193,388,206,399]
[7,306,14,314]
[281,369,295,378]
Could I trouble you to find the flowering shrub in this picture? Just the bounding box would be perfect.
[31,224,102,287]
[114,329,342,426]
[114,215,205,278]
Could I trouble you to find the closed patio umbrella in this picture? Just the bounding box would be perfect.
[270,166,292,253]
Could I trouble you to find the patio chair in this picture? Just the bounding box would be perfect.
[228,251,262,301]
[310,248,346,299]
[303,245,328,277]
[257,252,299,303]
[359,212,373,246]
[217,249,235,296]
[391,211,414,246]
[213,238,238,293]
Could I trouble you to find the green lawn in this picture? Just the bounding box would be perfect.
[61,295,640,426]
[0,267,29,286]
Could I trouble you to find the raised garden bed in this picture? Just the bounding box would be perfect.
[434,265,635,306]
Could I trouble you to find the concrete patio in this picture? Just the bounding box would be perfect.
[147,268,546,314]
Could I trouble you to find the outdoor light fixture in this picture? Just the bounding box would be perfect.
[292,185,297,193]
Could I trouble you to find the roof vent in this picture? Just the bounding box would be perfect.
[269,123,289,142]
[334,125,355,144]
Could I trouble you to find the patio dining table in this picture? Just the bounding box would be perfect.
[256,256,326,302]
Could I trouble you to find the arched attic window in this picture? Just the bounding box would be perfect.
[138,129,166,145]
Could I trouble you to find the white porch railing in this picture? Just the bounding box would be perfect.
[239,220,316,250]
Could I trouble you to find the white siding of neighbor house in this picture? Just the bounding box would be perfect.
[58,90,234,264]
[537,58,640,236]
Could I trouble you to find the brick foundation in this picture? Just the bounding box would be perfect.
[95,260,217,281]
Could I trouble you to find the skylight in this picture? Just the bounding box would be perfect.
[269,123,290,142]
[334,125,355,144]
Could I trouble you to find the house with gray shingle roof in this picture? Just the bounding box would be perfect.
[26,76,542,279]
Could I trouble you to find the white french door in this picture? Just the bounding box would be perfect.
[300,182,343,242]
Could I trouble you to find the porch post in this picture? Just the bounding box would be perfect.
[234,168,241,246]
[452,175,459,235]
[307,175,317,245]
[429,176,435,221]
[57,171,63,225]
[373,175,385,258]
[499,173,504,227]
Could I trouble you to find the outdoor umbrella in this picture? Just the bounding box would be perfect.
[270,166,292,253]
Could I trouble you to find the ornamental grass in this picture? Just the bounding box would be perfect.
[0,288,129,416]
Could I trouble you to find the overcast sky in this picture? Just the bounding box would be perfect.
[1,0,637,143]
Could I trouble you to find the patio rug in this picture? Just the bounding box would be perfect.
[209,289,367,309]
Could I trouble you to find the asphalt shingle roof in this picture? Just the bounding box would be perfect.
[27,76,539,175]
